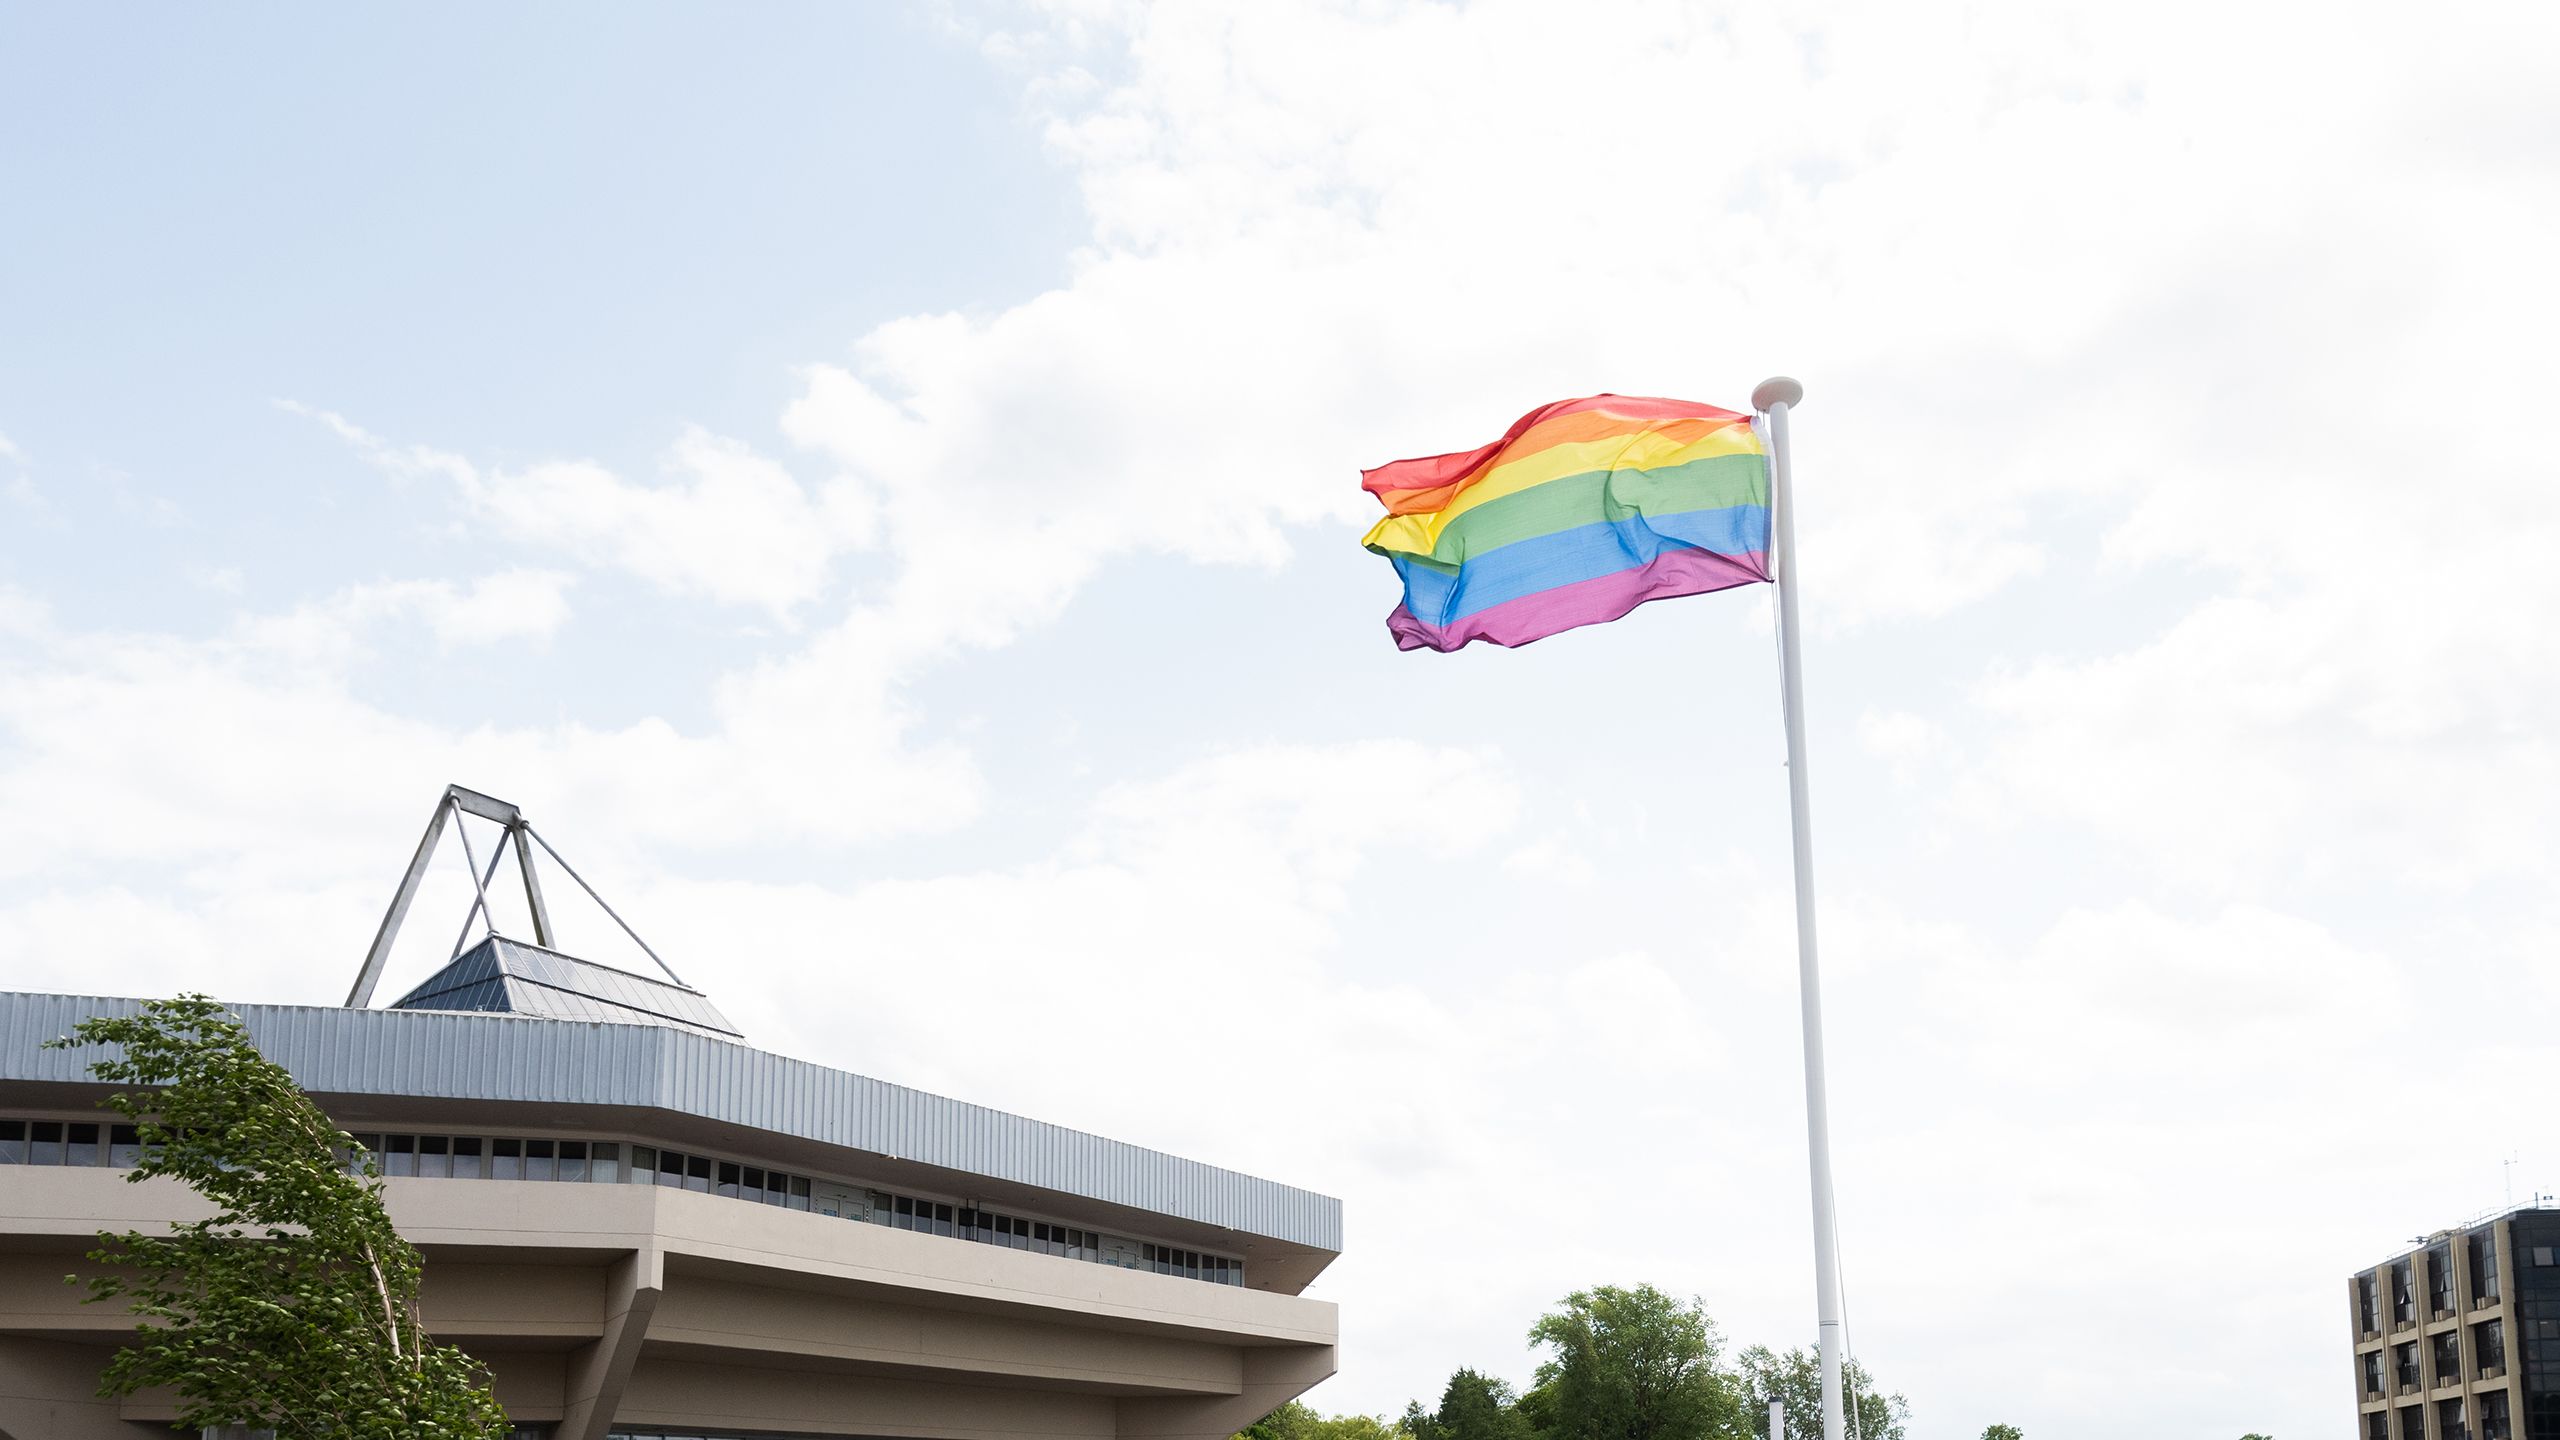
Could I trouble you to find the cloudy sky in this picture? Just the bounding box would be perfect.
[4,2,2556,1434]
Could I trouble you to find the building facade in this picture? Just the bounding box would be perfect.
[0,936,1342,1439]
[2349,1207,2560,1440]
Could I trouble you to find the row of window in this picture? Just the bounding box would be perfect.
[352,1133,648,1186]
[1,1119,1244,1289]
[850,1192,1242,1282]
[2370,1392,2512,1440]
[0,1120,139,1167]
[2371,1322,2506,1394]
[2370,1241,2506,1333]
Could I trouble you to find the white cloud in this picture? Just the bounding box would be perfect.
[286,405,869,620]
[237,569,578,665]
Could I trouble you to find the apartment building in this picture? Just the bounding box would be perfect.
[2349,1206,2560,1440]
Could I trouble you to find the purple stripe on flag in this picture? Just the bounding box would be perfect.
[1387,548,1770,653]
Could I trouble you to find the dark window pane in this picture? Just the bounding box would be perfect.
[589,1143,618,1184]
[109,1125,140,1167]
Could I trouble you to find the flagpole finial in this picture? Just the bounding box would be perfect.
[1752,376,1804,412]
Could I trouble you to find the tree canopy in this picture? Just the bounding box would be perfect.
[1241,1400,1409,1440]
[47,994,510,1439]
[1521,1284,1744,1440]
[1237,1283,1929,1440]
[1402,1367,1532,1440]
[1733,1345,1908,1440]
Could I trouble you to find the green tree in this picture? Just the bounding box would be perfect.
[1523,1284,1743,1440]
[1238,1400,1412,1440]
[1732,1346,1908,1440]
[1982,1427,2024,1440]
[46,994,510,1439]
[1403,1367,1532,1440]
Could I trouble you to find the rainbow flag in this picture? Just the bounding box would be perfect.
[1360,395,1772,652]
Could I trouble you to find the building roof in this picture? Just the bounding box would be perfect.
[389,936,742,1040]
[0,989,1342,1260]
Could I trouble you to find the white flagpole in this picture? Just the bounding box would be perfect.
[1752,374,1847,1440]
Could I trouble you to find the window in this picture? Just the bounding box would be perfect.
[2361,1273,2382,1332]
[0,1109,1254,1292]
[2439,1396,2467,1440]
[2395,1260,2417,1323]
[2480,1390,2512,1440]
[2477,1318,2506,1372]
[2399,1405,2425,1440]
[2536,1247,2556,1267]
[2472,1229,2502,1301]
[2397,1341,2421,1388]
[2434,1331,2462,1384]
[2430,1244,2456,1315]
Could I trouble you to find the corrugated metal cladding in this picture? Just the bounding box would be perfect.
[0,991,1342,1253]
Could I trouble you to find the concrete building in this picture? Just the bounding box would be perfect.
[2348,1206,2560,1440]
[0,790,1341,1440]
